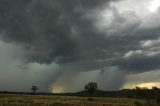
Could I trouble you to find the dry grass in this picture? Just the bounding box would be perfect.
[0,94,158,106]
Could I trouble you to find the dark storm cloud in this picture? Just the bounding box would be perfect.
[1,0,160,92]
[114,53,160,73]
[0,0,77,63]
[0,0,160,74]
[0,0,116,64]
[99,7,160,73]
[0,0,127,91]
[115,27,160,73]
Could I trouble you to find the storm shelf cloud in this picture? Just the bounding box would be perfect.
[0,0,160,92]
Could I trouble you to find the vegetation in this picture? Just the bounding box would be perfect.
[134,101,142,106]
[0,94,156,106]
[0,83,160,105]
[155,94,160,104]
[31,86,39,95]
[84,82,97,96]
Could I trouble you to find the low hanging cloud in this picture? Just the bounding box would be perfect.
[0,40,60,91]
[0,0,160,92]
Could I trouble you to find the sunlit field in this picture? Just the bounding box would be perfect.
[0,94,158,106]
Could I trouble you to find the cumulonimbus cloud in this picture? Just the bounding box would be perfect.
[0,0,160,91]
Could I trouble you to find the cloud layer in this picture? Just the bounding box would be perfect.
[0,0,160,92]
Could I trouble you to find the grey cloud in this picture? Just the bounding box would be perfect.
[126,70,160,84]
[0,1,157,65]
[101,7,160,73]
[0,0,160,92]
[119,53,160,73]
[0,0,117,64]
[114,39,160,73]
[0,40,59,92]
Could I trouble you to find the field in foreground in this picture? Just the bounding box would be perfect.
[0,94,158,106]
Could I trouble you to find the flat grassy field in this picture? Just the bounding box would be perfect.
[0,94,158,106]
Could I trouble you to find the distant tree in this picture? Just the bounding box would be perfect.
[31,86,39,94]
[151,87,160,104]
[152,86,159,90]
[134,86,147,99]
[135,86,141,90]
[135,86,148,90]
[84,82,97,96]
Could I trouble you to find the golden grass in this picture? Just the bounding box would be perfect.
[0,94,158,106]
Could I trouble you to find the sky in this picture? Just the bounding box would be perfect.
[0,0,160,93]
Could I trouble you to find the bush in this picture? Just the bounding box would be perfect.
[155,94,160,104]
[134,101,142,106]
[87,97,94,101]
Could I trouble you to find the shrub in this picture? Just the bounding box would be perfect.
[155,94,160,104]
[87,97,94,101]
[134,101,142,106]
